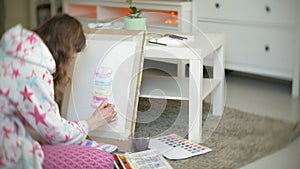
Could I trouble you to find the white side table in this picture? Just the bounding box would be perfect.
[140,34,225,143]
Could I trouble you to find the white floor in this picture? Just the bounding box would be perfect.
[241,136,300,169]
[225,71,300,123]
[224,72,300,169]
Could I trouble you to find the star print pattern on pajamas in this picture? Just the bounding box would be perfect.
[0,25,104,169]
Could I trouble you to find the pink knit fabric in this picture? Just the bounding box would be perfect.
[42,145,114,169]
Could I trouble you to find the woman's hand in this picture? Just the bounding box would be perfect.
[87,103,117,131]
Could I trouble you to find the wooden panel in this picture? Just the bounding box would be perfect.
[140,75,221,100]
[198,22,296,79]
[197,0,295,25]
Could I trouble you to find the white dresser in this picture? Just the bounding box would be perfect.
[193,0,300,97]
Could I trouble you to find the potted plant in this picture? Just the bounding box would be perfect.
[124,0,146,30]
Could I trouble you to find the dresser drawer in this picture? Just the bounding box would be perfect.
[197,0,296,25]
[198,22,296,78]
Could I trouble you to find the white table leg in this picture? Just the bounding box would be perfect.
[292,75,299,98]
[293,4,300,98]
[177,61,186,78]
[292,39,299,97]
[189,59,203,143]
[212,46,225,116]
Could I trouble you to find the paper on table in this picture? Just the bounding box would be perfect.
[149,134,211,160]
[148,34,194,46]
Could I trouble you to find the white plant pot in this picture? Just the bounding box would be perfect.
[124,17,146,30]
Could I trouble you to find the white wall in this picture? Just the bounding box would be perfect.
[3,0,30,30]
[0,0,4,35]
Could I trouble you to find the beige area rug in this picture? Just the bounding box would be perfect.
[135,98,300,169]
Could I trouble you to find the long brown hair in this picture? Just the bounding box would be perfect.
[35,14,86,108]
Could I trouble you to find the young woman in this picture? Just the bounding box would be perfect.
[0,14,117,168]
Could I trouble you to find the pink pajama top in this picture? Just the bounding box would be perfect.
[0,25,98,168]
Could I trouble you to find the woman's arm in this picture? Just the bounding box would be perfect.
[17,67,116,145]
[24,125,49,145]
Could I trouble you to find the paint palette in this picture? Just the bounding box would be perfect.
[149,134,211,160]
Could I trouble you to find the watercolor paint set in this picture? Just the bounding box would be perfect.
[149,134,211,160]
